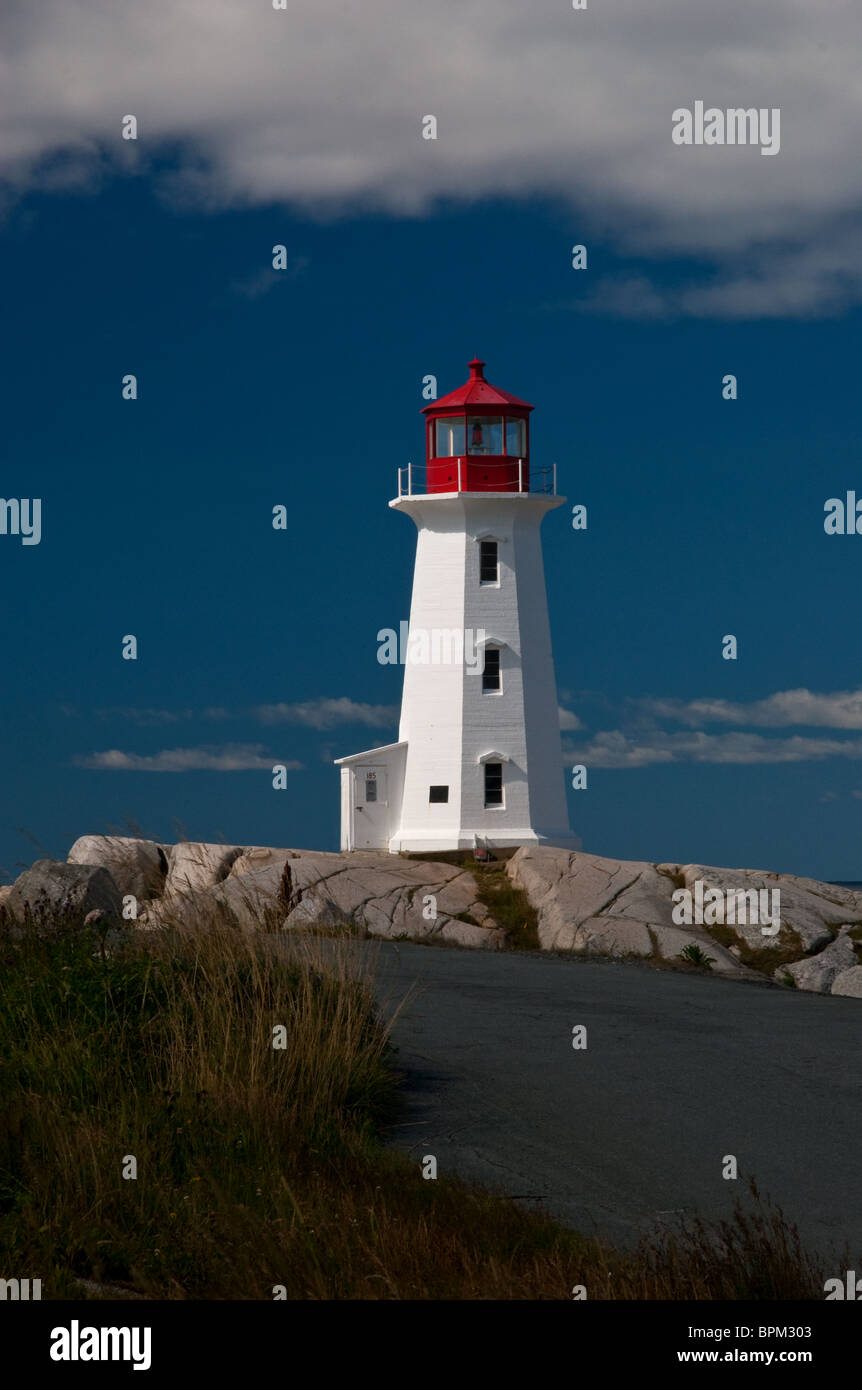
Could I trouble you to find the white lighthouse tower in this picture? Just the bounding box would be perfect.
[336,357,576,854]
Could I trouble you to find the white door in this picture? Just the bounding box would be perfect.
[354,766,389,848]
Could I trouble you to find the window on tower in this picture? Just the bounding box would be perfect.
[435,417,466,457]
[479,539,499,584]
[429,785,449,803]
[467,416,503,455]
[484,762,503,807]
[482,646,501,693]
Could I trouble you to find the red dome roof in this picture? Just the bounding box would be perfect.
[422,358,533,414]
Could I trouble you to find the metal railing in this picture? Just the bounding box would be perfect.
[396,459,557,498]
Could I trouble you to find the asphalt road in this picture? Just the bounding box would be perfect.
[334,940,862,1259]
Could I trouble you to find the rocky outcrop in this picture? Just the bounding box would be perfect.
[273,851,503,948]
[136,845,505,949]
[506,845,862,986]
[4,835,861,991]
[506,847,744,973]
[140,867,285,933]
[4,859,123,928]
[674,864,860,953]
[164,842,246,897]
[67,835,168,901]
[0,841,501,950]
[776,927,858,993]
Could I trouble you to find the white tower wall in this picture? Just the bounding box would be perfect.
[388,491,575,852]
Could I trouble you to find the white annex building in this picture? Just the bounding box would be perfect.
[336,357,577,854]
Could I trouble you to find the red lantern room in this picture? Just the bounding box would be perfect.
[422,358,533,493]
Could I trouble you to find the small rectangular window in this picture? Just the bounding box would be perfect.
[479,540,498,584]
[482,646,501,693]
[429,785,449,803]
[484,762,503,807]
[365,775,378,803]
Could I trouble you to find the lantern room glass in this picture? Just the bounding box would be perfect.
[467,416,503,455]
[435,417,465,457]
[505,417,526,456]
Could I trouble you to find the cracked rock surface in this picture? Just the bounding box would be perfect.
[3,836,860,992]
[507,845,862,988]
[45,839,505,950]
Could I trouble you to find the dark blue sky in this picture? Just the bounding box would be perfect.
[2,175,860,881]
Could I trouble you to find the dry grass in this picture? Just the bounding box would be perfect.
[0,902,837,1300]
[472,863,540,950]
[707,922,806,976]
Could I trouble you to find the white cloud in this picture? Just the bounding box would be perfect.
[558,705,583,731]
[563,730,862,768]
[63,698,392,730]
[91,706,196,725]
[62,705,232,724]
[74,744,303,771]
[638,689,862,730]
[230,257,309,299]
[3,1,862,316]
[254,697,398,729]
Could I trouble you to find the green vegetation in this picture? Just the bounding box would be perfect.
[0,904,831,1299]
[677,943,716,969]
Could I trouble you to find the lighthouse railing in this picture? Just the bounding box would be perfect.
[395,461,557,497]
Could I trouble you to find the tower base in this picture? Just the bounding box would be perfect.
[388,828,581,854]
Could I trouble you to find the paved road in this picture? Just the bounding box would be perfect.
[335,940,862,1259]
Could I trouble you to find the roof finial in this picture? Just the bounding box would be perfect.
[468,357,486,381]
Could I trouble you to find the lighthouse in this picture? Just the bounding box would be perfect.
[336,358,576,854]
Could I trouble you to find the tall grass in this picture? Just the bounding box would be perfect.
[0,903,835,1299]
[0,905,393,1297]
